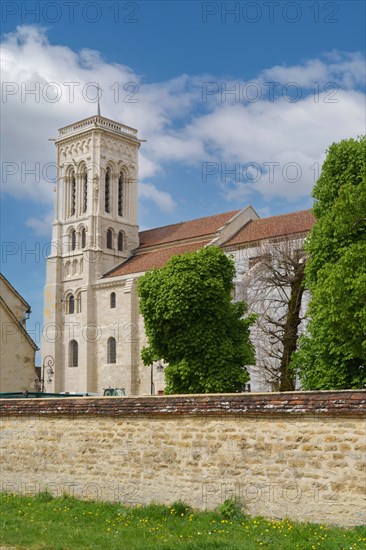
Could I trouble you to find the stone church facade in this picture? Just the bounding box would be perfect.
[42,115,314,395]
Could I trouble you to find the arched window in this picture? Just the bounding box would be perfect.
[81,228,86,248]
[107,229,113,249]
[110,292,116,308]
[71,230,76,251]
[83,171,88,213]
[68,294,75,314]
[118,173,124,216]
[105,167,110,213]
[118,231,125,252]
[71,172,76,216]
[107,337,116,364]
[76,292,82,313]
[69,340,78,367]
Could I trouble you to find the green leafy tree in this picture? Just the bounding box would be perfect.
[293,136,366,389]
[137,246,256,394]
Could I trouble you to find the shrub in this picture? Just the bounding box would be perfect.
[216,498,246,521]
[170,501,192,517]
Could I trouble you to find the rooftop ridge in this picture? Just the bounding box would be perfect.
[0,273,31,310]
[139,208,313,237]
[139,209,240,236]
[0,296,38,351]
[252,208,313,220]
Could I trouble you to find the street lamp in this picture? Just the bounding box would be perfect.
[40,355,55,392]
[151,362,164,395]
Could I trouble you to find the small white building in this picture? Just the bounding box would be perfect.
[42,115,314,395]
[0,274,38,392]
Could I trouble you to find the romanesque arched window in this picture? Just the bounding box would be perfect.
[71,171,76,216]
[117,231,125,252]
[105,167,110,213]
[69,340,78,367]
[81,228,86,249]
[107,337,116,364]
[110,292,116,308]
[118,172,124,216]
[107,228,113,249]
[76,291,82,313]
[68,294,75,314]
[71,230,76,251]
[83,171,88,213]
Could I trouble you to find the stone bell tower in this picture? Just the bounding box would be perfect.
[42,115,142,393]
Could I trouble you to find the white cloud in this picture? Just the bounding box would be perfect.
[186,89,365,201]
[261,58,328,86]
[25,211,54,236]
[261,51,366,89]
[139,183,176,214]
[1,26,365,219]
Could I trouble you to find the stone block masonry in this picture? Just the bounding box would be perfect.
[0,390,365,526]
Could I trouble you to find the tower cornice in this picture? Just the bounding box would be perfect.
[55,115,143,146]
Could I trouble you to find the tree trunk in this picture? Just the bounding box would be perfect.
[279,264,305,391]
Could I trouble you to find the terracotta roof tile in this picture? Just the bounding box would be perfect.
[138,210,239,248]
[224,209,315,247]
[105,241,210,278]
[104,208,315,278]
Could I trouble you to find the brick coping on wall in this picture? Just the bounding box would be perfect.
[0,390,365,417]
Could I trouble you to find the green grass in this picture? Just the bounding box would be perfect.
[0,492,365,550]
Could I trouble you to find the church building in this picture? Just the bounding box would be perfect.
[42,115,314,395]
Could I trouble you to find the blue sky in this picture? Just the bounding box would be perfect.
[1,0,365,360]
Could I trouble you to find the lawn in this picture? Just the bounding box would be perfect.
[0,492,365,550]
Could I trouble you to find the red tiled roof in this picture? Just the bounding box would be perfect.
[224,210,315,247]
[138,210,239,248]
[105,241,210,278]
[104,208,315,278]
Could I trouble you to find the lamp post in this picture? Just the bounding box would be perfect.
[150,364,154,395]
[151,362,164,395]
[40,355,55,393]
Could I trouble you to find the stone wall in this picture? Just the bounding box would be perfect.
[0,391,365,526]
